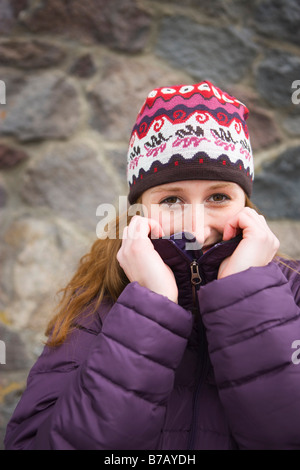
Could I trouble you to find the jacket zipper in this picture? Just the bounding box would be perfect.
[190,260,202,309]
[188,259,209,449]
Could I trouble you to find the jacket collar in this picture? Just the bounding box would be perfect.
[151,233,242,310]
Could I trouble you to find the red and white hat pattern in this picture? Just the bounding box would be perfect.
[127,81,254,204]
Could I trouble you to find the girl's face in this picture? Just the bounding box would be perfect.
[141,180,246,251]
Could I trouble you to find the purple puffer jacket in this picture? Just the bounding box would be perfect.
[4,235,300,450]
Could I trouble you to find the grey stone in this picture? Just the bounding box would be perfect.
[0,68,26,99]
[0,215,93,332]
[283,111,300,137]
[21,0,151,53]
[151,0,229,16]
[0,143,29,168]
[0,184,6,207]
[152,0,256,21]
[11,0,28,16]
[0,70,82,141]
[0,39,66,68]
[0,0,28,35]
[268,220,300,260]
[155,17,257,84]
[253,0,300,46]
[248,108,282,151]
[0,370,28,450]
[255,50,300,109]
[106,147,128,182]
[87,55,191,141]
[0,324,31,370]
[20,140,120,230]
[0,0,15,35]
[226,85,282,151]
[252,146,300,219]
[70,54,96,78]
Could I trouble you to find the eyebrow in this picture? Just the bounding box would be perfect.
[149,182,235,194]
[205,182,235,190]
[149,186,185,194]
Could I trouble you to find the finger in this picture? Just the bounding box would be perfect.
[147,217,165,239]
[222,217,243,241]
[222,208,254,241]
[121,225,128,240]
[127,216,149,239]
[127,215,165,240]
[222,223,238,241]
[223,207,277,245]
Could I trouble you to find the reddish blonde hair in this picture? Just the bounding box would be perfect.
[45,212,130,347]
[45,196,276,347]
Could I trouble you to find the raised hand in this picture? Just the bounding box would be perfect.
[117,216,178,303]
[218,207,280,279]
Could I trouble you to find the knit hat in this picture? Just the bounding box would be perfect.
[127,80,254,204]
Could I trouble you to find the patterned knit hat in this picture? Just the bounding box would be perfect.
[127,80,254,204]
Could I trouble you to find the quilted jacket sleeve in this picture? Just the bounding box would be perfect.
[198,261,300,450]
[4,282,193,450]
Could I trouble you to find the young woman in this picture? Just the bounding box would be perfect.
[4,81,300,450]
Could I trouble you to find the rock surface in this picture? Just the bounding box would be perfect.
[1,0,300,449]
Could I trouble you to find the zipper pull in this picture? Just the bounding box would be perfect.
[190,260,202,310]
[190,260,202,286]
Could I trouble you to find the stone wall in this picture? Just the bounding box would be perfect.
[0,0,300,448]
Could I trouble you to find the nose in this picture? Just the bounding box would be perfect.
[183,203,211,247]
